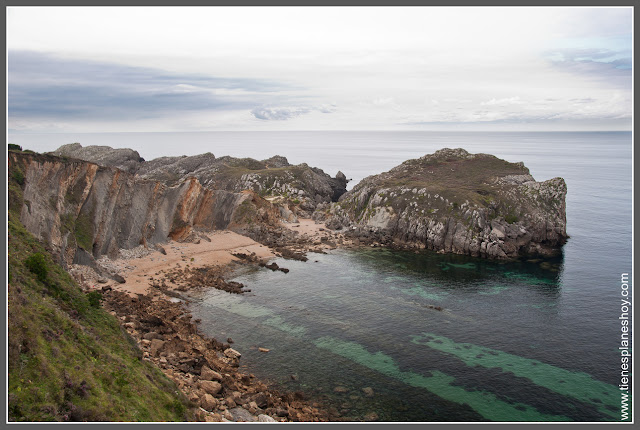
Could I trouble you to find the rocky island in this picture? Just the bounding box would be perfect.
[317,148,567,259]
[8,144,567,422]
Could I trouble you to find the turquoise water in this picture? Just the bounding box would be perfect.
[190,132,633,422]
[188,249,621,421]
[13,130,630,421]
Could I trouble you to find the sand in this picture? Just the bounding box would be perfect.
[109,230,275,295]
[93,219,341,296]
[284,218,331,240]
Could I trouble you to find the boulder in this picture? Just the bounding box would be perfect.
[200,394,218,411]
[224,348,242,359]
[200,380,222,396]
[149,339,165,356]
[142,331,162,341]
[258,414,277,422]
[200,365,223,381]
[228,407,257,422]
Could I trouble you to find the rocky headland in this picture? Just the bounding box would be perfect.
[8,144,567,422]
[316,148,567,259]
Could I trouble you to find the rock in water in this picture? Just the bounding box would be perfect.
[320,148,567,260]
[224,348,242,359]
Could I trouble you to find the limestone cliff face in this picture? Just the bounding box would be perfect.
[10,151,279,268]
[317,148,567,259]
[52,143,348,216]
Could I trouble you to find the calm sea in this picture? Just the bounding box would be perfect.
[10,131,633,421]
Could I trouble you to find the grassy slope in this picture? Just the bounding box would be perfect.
[8,152,194,422]
[373,153,529,207]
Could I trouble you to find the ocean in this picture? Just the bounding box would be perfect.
[9,131,633,421]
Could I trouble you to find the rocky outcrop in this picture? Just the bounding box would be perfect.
[51,143,348,214]
[51,142,144,174]
[318,148,567,259]
[9,151,281,270]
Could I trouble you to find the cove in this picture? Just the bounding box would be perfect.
[187,248,622,421]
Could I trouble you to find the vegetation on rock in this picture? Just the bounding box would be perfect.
[8,161,194,422]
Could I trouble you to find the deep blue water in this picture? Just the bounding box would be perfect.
[10,131,633,421]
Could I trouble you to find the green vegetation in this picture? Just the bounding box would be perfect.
[86,291,103,308]
[231,199,257,225]
[505,214,519,224]
[9,143,23,151]
[25,253,48,283]
[8,161,194,422]
[370,152,528,209]
[12,167,25,185]
[74,211,94,251]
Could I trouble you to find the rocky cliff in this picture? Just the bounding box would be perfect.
[52,143,349,218]
[9,150,282,270]
[316,148,567,259]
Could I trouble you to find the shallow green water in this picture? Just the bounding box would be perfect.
[188,248,624,421]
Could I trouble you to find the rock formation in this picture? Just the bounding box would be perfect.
[11,145,568,263]
[9,150,281,270]
[52,143,349,216]
[316,148,567,259]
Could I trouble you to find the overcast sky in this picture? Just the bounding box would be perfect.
[7,6,632,133]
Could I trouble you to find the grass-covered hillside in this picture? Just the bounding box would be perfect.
[8,150,194,422]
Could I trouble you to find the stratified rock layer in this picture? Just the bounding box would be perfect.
[317,148,567,259]
[10,151,280,269]
[52,143,348,215]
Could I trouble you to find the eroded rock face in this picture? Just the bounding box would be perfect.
[318,148,567,259]
[50,143,348,212]
[51,143,144,174]
[10,151,280,268]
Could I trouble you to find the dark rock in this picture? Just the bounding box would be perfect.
[265,262,279,271]
[252,393,268,408]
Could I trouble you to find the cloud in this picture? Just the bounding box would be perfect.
[251,103,337,120]
[8,50,296,121]
[251,106,311,120]
[480,97,524,106]
[543,47,631,89]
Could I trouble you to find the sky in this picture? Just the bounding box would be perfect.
[7,6,633,133]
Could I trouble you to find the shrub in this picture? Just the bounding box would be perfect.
[86,291,103,308]
[11,169,24,186]
[505,214,519,224]
[8,143,22,151]
[25,253,48,282]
